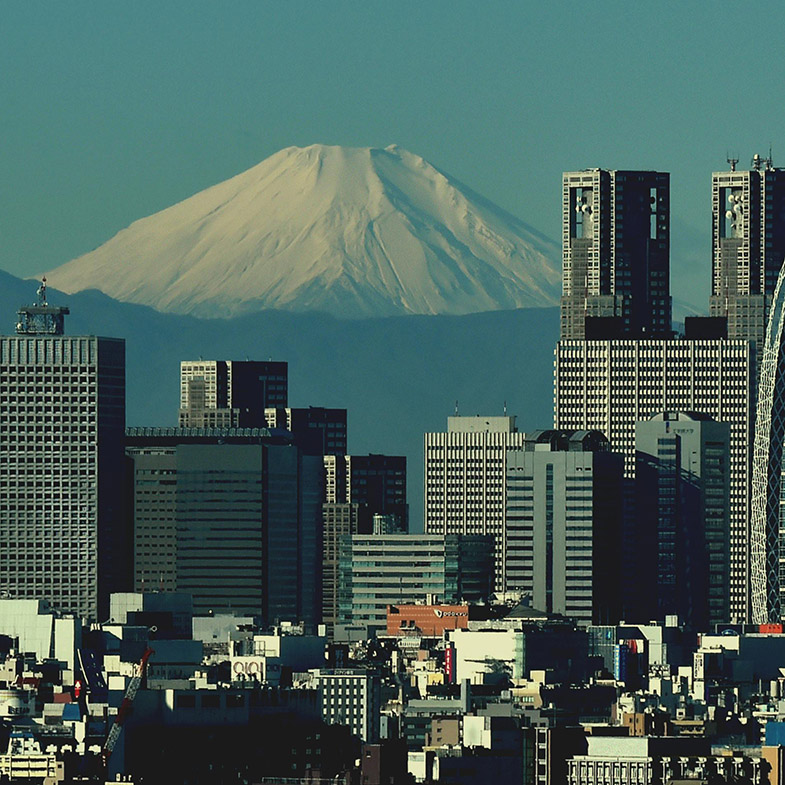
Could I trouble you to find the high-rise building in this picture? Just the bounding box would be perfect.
[179,360,287,428]
[0,282,127,619]
[554,339,753,620]
[635,412,731,628]
[561,170,670,340]
[337,534,494,635]
[710,156,785,351]
[324,454,407,531]
[424,416,526,591]
[126,427,322,627]
[505,430,624,625]
[265,407,347,456]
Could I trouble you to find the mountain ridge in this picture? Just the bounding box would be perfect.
[42,144,561,319]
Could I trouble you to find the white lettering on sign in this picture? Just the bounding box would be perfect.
[433,609,468,618]
[232,660,263,676]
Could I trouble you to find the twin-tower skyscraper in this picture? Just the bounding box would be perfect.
[556,157,785,623]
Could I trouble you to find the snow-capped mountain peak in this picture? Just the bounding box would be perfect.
[43,144,561,319]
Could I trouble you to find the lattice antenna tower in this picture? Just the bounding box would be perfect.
[15,278,70,336]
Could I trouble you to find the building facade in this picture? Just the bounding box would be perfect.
[337,535,494,634]
[709,157,785,351]
[264,407,347,456]
[505,430,624,625]
[554,339,754,621]
[424,416,527,591]
[635,412,731,627]
[126,428,322,627]
[561,169,670,340]
[321,502,360,633]
[324,454,407,532]
[0,284,127,619]
[179,360,287,428]
[311,669,381,743]
[750,260,785,622]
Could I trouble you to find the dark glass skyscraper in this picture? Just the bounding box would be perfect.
[179,360,288,428]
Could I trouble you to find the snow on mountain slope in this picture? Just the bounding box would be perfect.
[43,144,561,319]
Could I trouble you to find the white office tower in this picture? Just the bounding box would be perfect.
[554,339,754,621]
[424,415,526,591]
[0,282,126,619]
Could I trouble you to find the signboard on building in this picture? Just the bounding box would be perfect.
[386,605,471,637]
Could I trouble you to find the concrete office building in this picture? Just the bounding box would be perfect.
[635,412,731,627]
[126,428,322,627]
[555,339,753,620]
[311,669,381,743]
[561,169,670,340]
[264,407,347,456]
[0,283,127,619]
[337,535,494,635]
[424,416,527,591]
[505,430,624,625]
[709,155,785,351]
[179,360,287,428]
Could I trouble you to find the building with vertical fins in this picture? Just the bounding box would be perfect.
[126,427,323,629]
[0,281,127,619]
[710,154,785,353]
[635,412,731,629]
[561,170,670,340]
[505,430,624,626]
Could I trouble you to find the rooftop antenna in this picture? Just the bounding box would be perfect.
[454,400,459,416]
[503,400,507,416]
[727,153,739,172]
[767,144,774,171]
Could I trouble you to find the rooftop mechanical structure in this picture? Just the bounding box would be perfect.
[15,278,69,336]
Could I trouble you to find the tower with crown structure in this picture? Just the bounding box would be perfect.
[0,282,128,619]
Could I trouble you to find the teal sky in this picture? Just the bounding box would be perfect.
[2,2,785,307]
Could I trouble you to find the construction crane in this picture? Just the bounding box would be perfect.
[102,647,154,765]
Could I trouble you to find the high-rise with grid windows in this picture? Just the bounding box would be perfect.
[0,282,127,620]
[424,416,526,592]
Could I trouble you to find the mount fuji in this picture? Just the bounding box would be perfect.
[42,144,560,319]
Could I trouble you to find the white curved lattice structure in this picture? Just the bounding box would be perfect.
[750,264,785,622]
